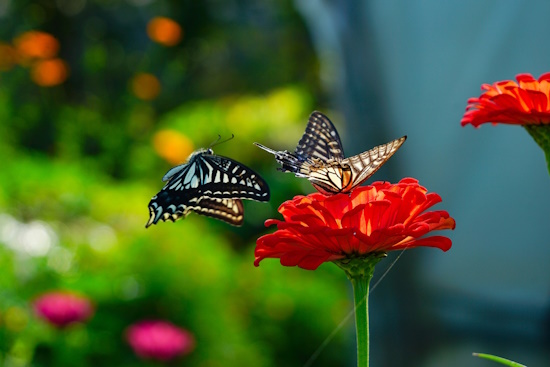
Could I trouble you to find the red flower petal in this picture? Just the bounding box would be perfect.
[462,73,550,127]
[255,178,455,270]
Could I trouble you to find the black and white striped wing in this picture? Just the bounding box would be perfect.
[302,136,406,195]
[146,150,269,227]
[197,155,271,200]
[253,111,344,174]
[342,136,407,191]
[160,153,270,201]
[295,111,345,162]
[188,197,244,225]
[147,192,244,226]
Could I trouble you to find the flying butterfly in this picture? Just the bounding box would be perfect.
[146,137,270,227]
[254,111,406,195]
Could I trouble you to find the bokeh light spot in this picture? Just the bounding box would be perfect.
[153,129,194,165]
[30,58,69,87]
[55,0,87,17]
[131,73,161,100]
[147,17,183,47]
[20,221,57,256]
[5,307,28,332]
[14,31,59,60]
[88,224,117,252]
[47,247,74,273]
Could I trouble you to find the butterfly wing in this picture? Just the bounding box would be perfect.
[295,111,345,161]
[301,136,406,194]
[254,111,344,174]
[146,192,244,227]
[146,151,269,227]
[342,135,407,191]
[199,154,270,201]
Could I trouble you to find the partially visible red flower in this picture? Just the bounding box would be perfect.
[125,320,195,362]
[255,178,455,270]
[461,73,550,127]
[33,291,94,328]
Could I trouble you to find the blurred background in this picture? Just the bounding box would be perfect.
[1,0,549,366]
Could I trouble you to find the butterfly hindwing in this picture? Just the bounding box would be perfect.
[146,148,269,227]
[146,191,244,227]
[190,197,244,226]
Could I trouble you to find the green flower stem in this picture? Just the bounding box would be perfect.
[524,124,550,175]
[335,255,384,367]
[350,273,371,367]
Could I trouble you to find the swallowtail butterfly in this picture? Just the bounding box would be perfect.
[146,144,270,227]
[254,111,406,195]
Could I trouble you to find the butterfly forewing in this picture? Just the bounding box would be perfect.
[198,155,270,200]
[147,148,269,227]
[342,135,407,190]
[295,111,345,161]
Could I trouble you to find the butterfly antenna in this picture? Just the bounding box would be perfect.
[209,134,235,148]
[253,142,279,155]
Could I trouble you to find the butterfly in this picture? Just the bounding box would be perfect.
[146,143,270,227]
[254,111,406,195]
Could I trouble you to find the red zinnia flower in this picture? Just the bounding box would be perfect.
[125,320,195,362]
[255,178,455,270]
[33,291,94,328]
[461,73,550,127]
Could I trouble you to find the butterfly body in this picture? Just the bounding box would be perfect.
[255,111,406,195]
[147,147,269,227]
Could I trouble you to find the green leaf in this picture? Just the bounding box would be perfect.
[472,352,526,367]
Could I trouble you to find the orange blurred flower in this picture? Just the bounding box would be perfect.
[461,73,550,127]
[30,58,69,87]
[147,17,183,46]
[14,31,59,61]
[131,73,161,100]
[0,43,18,71]
[153,129,194,165]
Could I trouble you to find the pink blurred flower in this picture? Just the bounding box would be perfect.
[125,320,195,362]
[33,291,94,328]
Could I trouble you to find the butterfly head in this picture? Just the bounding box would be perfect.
[254,142,305,173]
[186,148,213,161]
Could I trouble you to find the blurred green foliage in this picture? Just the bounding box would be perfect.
[0,0,354,366]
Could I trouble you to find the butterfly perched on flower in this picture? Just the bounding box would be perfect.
[146,141,270,227]
[254,111,406,195]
